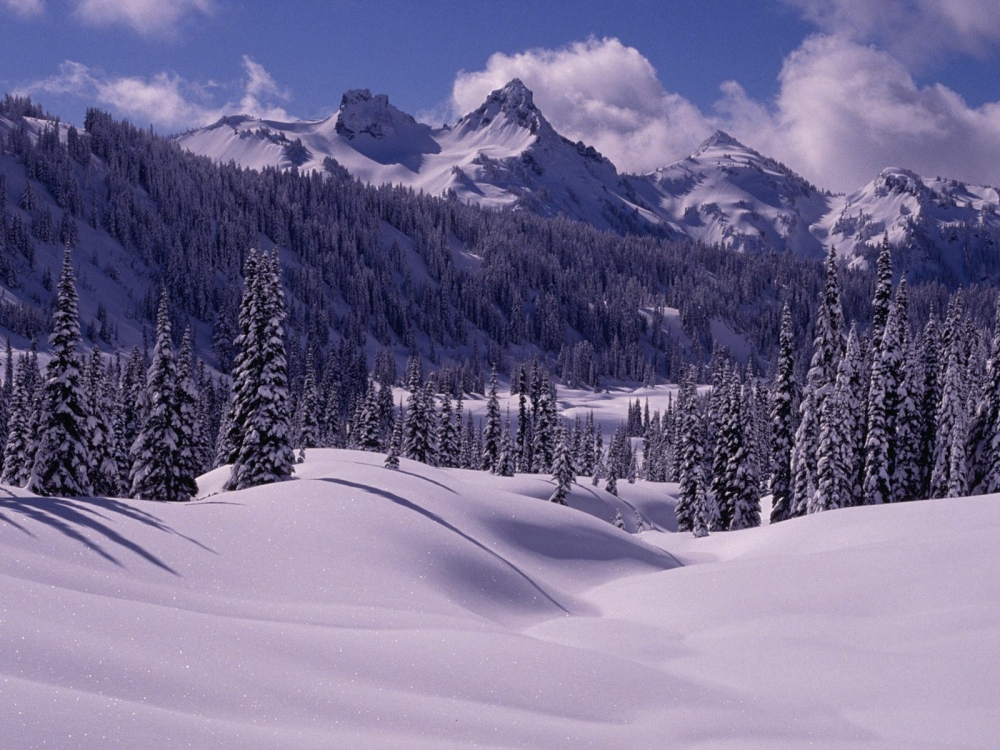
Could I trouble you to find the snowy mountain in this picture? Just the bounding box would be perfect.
[818,168,1000,279]
[176,80,658,234]
[627,131,832,256]
[178,85,1000,272]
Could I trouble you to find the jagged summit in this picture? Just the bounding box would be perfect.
[695,129,748,153]
[457,79,549,135]
[334,89,419,140]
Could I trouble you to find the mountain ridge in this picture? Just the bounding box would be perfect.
[175,82,1000,272]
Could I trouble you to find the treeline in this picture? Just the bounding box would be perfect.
[664,238,1000,534]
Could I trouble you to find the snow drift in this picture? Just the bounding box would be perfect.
[2,449,997,748]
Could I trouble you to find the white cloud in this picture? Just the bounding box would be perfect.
[238,55,291,122]
[2,0,44,18]
[18,56,292,131]
[451,38,714,175]
[784,0,1000,64]
[450,35,1000,192]
[72,0,214,37]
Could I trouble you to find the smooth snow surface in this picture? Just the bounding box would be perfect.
[2,449,998,748]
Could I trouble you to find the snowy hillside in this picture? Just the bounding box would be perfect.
[2,448,996,748]
[176,80,658,234]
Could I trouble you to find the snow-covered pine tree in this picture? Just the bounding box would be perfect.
[495,408,516,477]
[421,380,440,467]
[437,391,460,468]
[1,353,34,486]
[515,366,531,472]
[811,341,852,513]
[614,509,625,530]
[85,346,120,496]
[384,400,403,470]
[28,250,92,497]
[402,364,425,461]
[729,384,761,529]
[130,296,185,501]
[295,350,321,450]
[930,338,968,498]
[627,450,638,484]
[871,233,893,359]
[0,337,11,476]
[769,305,798,523]
[355,379,383,452]
[916,318,940,498]
[789,248,844,518]
[605,462,619,497]
[172,327,202,502]
[481,366,502,472]
[221,249,261,465]
[862,293,902,506]
[549,430,576,505]
[893,339,923,502]
[711,368,738,530]
[226,250,294,490]
[460,410,475,469]
[675,368,704,532]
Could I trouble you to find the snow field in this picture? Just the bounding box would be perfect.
[2,447,998,748]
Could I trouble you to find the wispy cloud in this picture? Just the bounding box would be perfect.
[1,0,44,18]
[783,0,1000,66]
[73,0,214,36]
[18,56,291,131]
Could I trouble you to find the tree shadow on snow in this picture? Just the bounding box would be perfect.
[317,477,570,614]
[0,488,217,576]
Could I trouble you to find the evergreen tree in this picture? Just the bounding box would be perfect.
[549,425,576,504]
[130,296,185,501]
[917,319,941,498]
[172,327,202,501]
[605,462,619,497]
[871,234,893,358]
[225,250,294,490]
[515,366,531,472]
[437,391,460,468]
[384,401,402,470]
[675,368,704,532]
[28,250,91,497]
[295,350,321,449]
[1,353,36,486]
[811,334,855,513]
[790,249,844,517]
[355,379,383,452]
[769,305,798,523]
[931,340,968,498]
[495,408,516,477]
[728,384,761,529]
[481,366,502,472]
[85,346,120,496]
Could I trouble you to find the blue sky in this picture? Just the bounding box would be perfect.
[3,0,1000,191]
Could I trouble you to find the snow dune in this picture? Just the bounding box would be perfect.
[1,450,997,748]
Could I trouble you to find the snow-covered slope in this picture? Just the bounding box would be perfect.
[176,80,657,234]
[817,168,1000,277]
[3,448,997,748]
[628,131,832,255]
